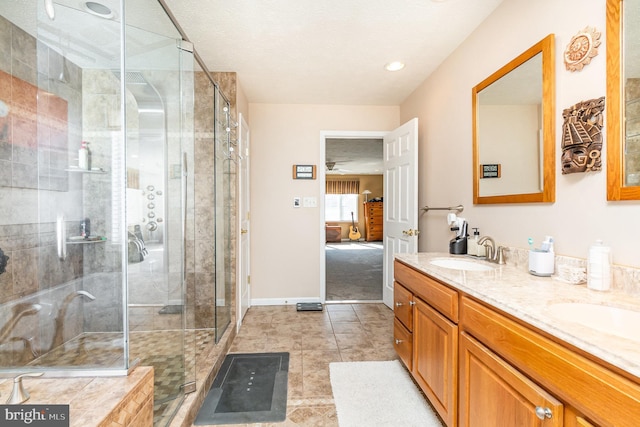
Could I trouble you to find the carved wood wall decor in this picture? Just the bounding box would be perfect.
[564,26,601,71]
[561,96,605,174]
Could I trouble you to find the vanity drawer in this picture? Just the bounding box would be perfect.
[394,317,412,371]
[394,281,413,330]
[394,260,459,322]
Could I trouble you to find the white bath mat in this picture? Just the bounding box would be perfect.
[330,360,444,427]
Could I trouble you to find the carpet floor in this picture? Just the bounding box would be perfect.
[325,242,383,301]
[330,360,444,427]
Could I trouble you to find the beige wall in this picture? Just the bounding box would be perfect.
[248,104,399,302]
[401,0,640,267]
[236,76,249,121]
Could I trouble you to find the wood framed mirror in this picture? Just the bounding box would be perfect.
[607,0,640,200]
[472,34,555,204]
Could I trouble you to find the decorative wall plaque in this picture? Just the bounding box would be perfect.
[561,96,605,174]
[292,164,316,179]
[480,164,501,179]
[564,26,601,72]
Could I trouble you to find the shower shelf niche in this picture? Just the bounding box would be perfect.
[67,237,107,244]
[65,167,108,174]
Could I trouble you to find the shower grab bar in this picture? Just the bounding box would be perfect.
[56,214,67,261]
[421,204,464,213]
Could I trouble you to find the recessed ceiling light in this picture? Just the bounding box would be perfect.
[84,1,114,19]
[385,61,405,72]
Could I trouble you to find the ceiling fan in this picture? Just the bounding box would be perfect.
[326,160,353,173]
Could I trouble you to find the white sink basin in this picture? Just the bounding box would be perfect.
[546,302,640,341]
[429,258,495,271]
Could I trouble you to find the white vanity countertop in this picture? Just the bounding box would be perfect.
[395,252,640,380]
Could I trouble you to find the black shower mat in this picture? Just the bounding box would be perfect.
[194,352,289,425]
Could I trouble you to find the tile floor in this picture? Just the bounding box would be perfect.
[195,302,398,427]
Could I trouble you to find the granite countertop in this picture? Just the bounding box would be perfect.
[395,252,640,380]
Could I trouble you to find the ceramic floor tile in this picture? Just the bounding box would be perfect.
[301,334,338,351]
[331,321,365,334]
[334,332,374,351]
[327,310,360,323]
[220,303,397,426]
[325,304,355,312]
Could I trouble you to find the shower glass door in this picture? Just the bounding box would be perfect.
[124,0,193,423]
[0,0,128,373]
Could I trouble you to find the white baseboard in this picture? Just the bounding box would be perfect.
[250,297,322,306]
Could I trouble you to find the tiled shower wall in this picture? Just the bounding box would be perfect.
[211,71,238,330]
[188,71,216,329]
[0,15,91,361]
[187,71,238,331]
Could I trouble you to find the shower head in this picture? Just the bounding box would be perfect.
[112,71,148,85]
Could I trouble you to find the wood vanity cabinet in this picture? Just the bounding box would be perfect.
[460,296,640,427]
[393,259,640,427]
[394,260,458,427]
[363,201,383,241]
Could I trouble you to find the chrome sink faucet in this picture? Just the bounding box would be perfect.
[478,236,506,264]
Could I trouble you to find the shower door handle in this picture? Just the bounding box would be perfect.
[56,214,67,261]
[182,153,188,286]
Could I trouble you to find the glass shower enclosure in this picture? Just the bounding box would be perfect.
[0,0,232,425]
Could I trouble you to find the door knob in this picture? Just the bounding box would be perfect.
[402,229,420,236]
[241,229,248,234]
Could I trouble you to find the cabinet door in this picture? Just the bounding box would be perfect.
[459,332,563,427]
[413,298,458,427]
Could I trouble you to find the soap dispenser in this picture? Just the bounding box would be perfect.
[467,228,486,257]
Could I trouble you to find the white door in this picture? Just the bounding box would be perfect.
[237,113,251,329]
[383,118,419,308]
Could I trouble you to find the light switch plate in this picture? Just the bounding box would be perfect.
[303,197,317,208]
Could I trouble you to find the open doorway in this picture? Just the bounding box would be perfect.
[322,135,385,302]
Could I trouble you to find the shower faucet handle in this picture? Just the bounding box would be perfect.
[6,372,44,404]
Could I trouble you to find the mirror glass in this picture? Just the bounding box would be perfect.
[473,34,555,204]
[607,0,640,199]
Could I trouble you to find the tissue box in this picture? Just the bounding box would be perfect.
[529,250,554,276]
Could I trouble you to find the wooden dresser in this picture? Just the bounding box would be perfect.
[363,201,383,241]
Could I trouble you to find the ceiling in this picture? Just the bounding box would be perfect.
[1,0,507,173]
[325,139,383,175]
[162,0,505,172]
[163,0,505,106]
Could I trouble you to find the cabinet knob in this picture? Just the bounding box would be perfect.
[395,302,403,307]
[395,339,403,345]
[409,301,416,306]
[535,406,552,420]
